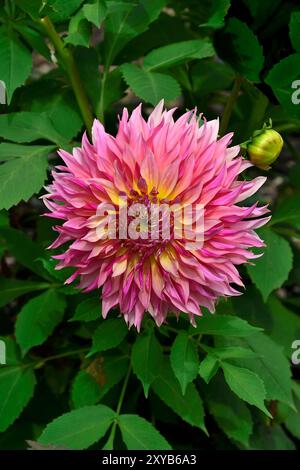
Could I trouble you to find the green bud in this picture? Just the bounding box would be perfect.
[247,128,283,170]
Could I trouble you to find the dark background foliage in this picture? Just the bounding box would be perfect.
[0,0,300,450]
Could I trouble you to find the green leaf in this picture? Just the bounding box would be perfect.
[0,279,48,308]
[44,0,85,23]
[218,332,294,407]
[290,12,300,53]
[191,60,235,96]
[265,53,300,119]
[249,424,295,450]
[206,374,253,446]
[217,18,264,82]
[13,24,51,60]
[270,193,300,226]
[69,297,101,322]
[118,414,171,450]
[24,84,83,141]
[88,319,128,355]
[0,364,36,432]
[170,331,198,394]
[189,314,261,336]
[0,144,53,210]
[0,226,51,279]
[222,362,271,416]
[15,0,44,17]
[152,358,206,432]
[284,383,300,439]
[83,0,107,27]
[201,0,231,29]
[39,405,115,449]
[0,112,67,145]
[143,39,215,71]
[132,329,163,397]
[121,63,180,105]
[104,0,167,63]
[72,355,129,408]
[74,47,102,112]
[267,297,300,357]
[65,9,91,48]
[247,228,293,301]
[206,346,258,360]
[0,27,32,104]
[15,290,66,356]
[198,355,219,384]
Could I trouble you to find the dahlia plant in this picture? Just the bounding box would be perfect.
[0,0,299,454]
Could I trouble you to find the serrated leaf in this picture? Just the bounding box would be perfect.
[104,0,166,63]
[69,297,101,322]
[0,225,52,279]
[270,193,300,226]
[265,53,300,119]
[222,362,271,416]
[121,63,180,105]
[83,0,107,27]
[0,145,52,210]
[13,24,51,60]
[39,405,115,449]
[25,85,83,141]
[290,12,300,53]
[15,290,66,356]
[44,0,85,23]
[143,39,215,71]
[247,228,293,301]
[218,332,294,407]
[118,414,171,450]
[0,27,32,104]
[170,331,198,394]
[249,424,295,450]
[0,112,67,145]
[152,358,206,432]
[199,355,219,384]
[65,9,91,48]
[207,346,258,360]
[72,354,128,408]
[217,18,264,82]
[132,329,163,397]
[189,314,261,336]
[201,0,231,29]
[284,383,300,439]
[0,365,36,432]
[206,374,253,446]
[88,319,128,355]
[0,279,48,308]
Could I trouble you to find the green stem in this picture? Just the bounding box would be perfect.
[219,75,243,136]
[40,17,93,136]
[105,363,132,449]
[33,348,89,368]
[98,66,109,124]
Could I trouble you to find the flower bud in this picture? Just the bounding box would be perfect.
[247,128,283,170]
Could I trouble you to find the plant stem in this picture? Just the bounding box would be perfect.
[105,363,132,449]
[219,75,243,136]
[40,16,94,136]
[98,66,109,125]
[33,348,89,368]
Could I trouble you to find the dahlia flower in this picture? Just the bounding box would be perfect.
[43,101,270,329]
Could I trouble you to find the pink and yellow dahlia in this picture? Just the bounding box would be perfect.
[43,101,269,329]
